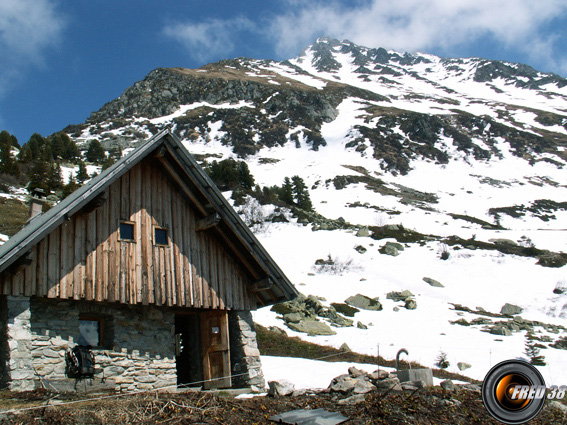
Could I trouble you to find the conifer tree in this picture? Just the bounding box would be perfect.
[0,130,20,176]
[28,161,50,193]
[62,173,80,199]
[237,161,255,190]
[86,140,106,164]
[280,177,294,206]
[291,175,312,211]
[63,135,80,162]
[50,133,65,160]
[47,162,63,191]
[76,160,89,184]
[524,331,546,366]
[101,156,115,171]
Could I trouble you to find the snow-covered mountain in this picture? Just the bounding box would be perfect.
[62,38,567,384]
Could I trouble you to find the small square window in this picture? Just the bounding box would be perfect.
[78,314,113,349]
[120,222,135,241]
[155,227,168,245]
[78,318,101,347]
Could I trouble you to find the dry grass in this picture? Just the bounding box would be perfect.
[0,198,29,237]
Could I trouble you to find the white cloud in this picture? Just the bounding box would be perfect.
[163,17,257,63]
[0,0,66,93]
[269,0,567,73]
[165,1,567,75]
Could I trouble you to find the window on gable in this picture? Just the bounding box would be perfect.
[120,221,135,241]
[154,227,168,246]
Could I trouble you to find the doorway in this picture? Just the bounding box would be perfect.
[174,314,203,388]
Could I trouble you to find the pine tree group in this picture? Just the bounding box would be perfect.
[0,128,106,200]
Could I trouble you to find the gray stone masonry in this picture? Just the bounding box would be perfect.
[228,310,265,390]
[2,296,177,392]
[2,296,35,391]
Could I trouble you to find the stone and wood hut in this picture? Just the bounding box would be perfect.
[0,129,298,392]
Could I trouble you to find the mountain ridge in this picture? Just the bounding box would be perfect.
[64,38,567,178]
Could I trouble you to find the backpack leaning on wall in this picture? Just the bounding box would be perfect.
[65,345,96,379]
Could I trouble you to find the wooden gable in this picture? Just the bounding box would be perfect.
[0,157,256,310]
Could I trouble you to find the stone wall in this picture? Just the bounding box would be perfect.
[228,310,265,390]
[4,296,34,391]
[4,297,177,392]
[0,296,9,389]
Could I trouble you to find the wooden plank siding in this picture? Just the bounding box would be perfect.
[0,159,255,310]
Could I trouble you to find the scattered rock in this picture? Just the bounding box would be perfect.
[356,227,370,237]
[379,243,400,256]
[538,253,567,268]
[401,380,426,391]
[271,214,289,223]
[357,321,368,329]
[547,401,567,413]
[268,326,287,336]
[268,380,295,396]
[286,319,336,336]
[331,303,360,317]
[355,245,367,254]
[345,294,383,311]
[368,369,390,381]
[452,318,470,326]
[386,290,414,302]
[337,394,366,405]
[457,362,471,371]
[387,241,405,251]
[423,277,444,288]
[441,398,462,407]
[440,379,455,391]
[374,377,402,392]
[354,379,376,394]
[339,343,351,352]
[405,299,417,310]
[329,375,358,393]
[490,326,512,336]
[470,318,492,325]
[348,367,366,378]
[283,312,303,323]
[500,303,523,316]
[489,238,517,247]
[461,384,481,393]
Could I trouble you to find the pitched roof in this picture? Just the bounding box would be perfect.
[0,129,298,305]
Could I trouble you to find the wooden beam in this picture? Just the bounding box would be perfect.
[155,156,208,216]
[153,145,167,159]
[5,251,33,276]
[196,213,221,232]
[249,277,273,293]
[81,191,107,214]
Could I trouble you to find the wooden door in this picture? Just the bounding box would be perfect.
[200,310,231,389]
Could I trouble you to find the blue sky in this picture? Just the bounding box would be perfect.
[1,0,566,145]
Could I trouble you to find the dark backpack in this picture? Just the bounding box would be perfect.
[66,345,95,379]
